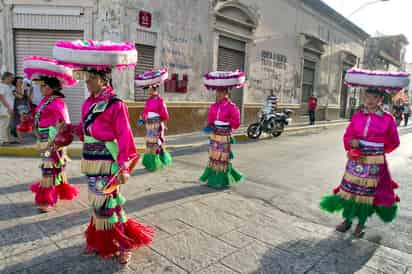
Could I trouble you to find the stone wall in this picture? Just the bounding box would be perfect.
[127,101,212,136]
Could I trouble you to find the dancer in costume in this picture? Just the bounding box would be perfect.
[53,40,154,264]
[320,68,410,238]
[200,71,245,189]
[24,56,79,212]
[135,68,172,171]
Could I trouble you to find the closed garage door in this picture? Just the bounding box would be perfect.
[217,46,245,112]
[134,44,155,101]
[14,29,85,122]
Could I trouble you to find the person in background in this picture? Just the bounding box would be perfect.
[403,103,410,127]
[392,100,403,126]
[13,76,33,142]
[0,72,15,145]
[266,91,278,113]
[30,80,43,107]
[308,95,318,125]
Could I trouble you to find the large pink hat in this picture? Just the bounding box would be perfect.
[23,56,78,87]
[53,40,137,70]
[345,68,410,94]
[203,70,246,90]
[135,68,168,87]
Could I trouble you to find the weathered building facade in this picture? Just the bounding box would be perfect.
[0,0,370,134]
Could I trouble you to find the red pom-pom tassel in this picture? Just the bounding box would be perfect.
[30,182,58,206]
[56,183,79,200]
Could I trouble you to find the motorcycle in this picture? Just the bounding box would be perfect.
[247,105,293,139]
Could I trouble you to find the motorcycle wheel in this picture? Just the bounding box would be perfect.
[272,122,284,137]
[247,123,262,139]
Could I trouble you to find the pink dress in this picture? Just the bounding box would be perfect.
[200,97,244,188]
[30,95,78,208]
[36,96,70,128]
[142,95,169,121]
[79,87,153,258]
[78,88,137,168]
[320,108,400,225]
[343,109,400,207]
[207,98,240,131]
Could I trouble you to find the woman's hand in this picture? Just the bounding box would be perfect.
[118,170,130,185]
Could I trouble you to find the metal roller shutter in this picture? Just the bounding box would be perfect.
[14,29,85,122]
[134,44,155,101]
[217,46,245,111]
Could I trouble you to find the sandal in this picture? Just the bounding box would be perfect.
[118,251,132,265]
[336,220,352,233]
[38,205,52,213]
[353,224,365,238]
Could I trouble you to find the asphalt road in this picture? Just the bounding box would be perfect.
[174,125,412,254]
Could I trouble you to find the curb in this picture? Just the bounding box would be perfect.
[0,122,348,158]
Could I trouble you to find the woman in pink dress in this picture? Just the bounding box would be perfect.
[320,88,400,238]
[140,84,172,171]
[30,76,79,212]
[75,69,154,264]
[200,88,243,189]
[53,40,154,265]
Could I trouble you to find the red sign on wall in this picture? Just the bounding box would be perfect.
[139,11,152,28]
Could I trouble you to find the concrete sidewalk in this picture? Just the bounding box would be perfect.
[0,157,411,274]
[0,119,348,157]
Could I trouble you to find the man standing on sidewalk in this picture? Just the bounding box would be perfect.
[403,103,410,127]
[308,95,317,125]
[0,72,15,145]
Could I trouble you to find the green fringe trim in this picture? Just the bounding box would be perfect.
[142,153,164,172]
[375,204,399,223]
[116,193,126,206]
[320,195,398,224]
[107,197,116,209]
[230,137,236,144]
[199,164,244,189]
[54,173,63,186]
[120,210,127,223]
[230,151,234,160]
[106,193,126,209]
[143,151,172,172]
[108,213,119,225]
[159,151,173,166]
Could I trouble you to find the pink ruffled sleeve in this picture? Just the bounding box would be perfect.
[142,99,150,120]
[112,101,138,166]
[384,115,400,154]
[343,117,357,151]
[50,98,71,124]
[60,101,71,124]
[158,97,169,121]
[207,104,216,126]
[229,103,241,130]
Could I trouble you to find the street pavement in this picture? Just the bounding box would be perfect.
[1,125,412,273]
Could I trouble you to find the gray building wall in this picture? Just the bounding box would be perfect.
[0,0,368,120]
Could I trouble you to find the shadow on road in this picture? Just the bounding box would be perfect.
[0,185,218,247]
[0,167,150,196]
[1,244,126,274]
[251,235,381,274]
[0,176,85,196]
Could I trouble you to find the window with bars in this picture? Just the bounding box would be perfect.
[134,44,155,101]
[302,59,316,103]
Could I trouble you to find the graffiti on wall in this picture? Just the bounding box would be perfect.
[160,28,205,94]
[160,29,203,70]
[248,50,299,104]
